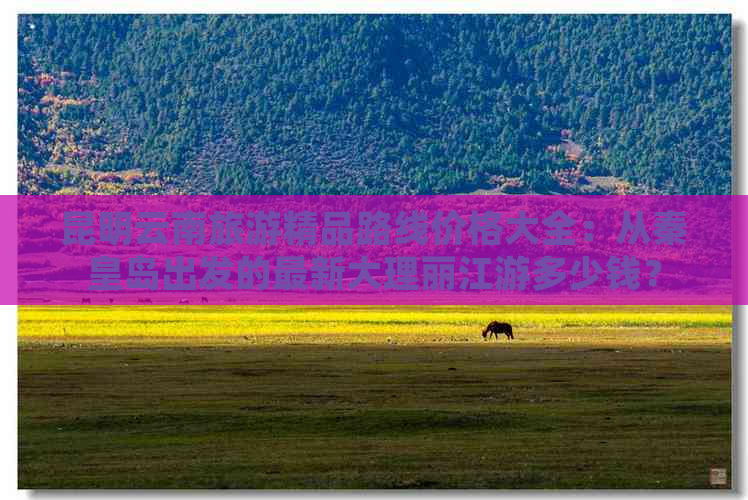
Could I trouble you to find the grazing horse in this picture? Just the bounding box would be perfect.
[81,297,91,305]
[201,296,209,304]
[178,298,190,305]
[482,321,514,341]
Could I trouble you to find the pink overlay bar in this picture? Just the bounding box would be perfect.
[0,196,17,305]
[7,195,743,305]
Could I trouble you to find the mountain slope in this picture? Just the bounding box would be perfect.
[18,14,732,195]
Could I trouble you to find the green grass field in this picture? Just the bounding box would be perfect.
[18,306,732,488]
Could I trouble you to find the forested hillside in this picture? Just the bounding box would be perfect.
[18,14,732,195]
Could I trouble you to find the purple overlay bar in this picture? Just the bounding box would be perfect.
[3,195,745,306]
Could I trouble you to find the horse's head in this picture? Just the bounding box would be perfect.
[481,328,488,338]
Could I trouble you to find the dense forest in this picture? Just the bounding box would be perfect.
[18,14,732,195]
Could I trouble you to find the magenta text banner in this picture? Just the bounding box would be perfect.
[13,195,739,305]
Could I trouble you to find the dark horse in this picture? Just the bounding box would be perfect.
[482,321,514,341]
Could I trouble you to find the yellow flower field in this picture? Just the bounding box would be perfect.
[18,305,732,346]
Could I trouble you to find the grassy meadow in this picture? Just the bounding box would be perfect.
[18,305,732,488]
